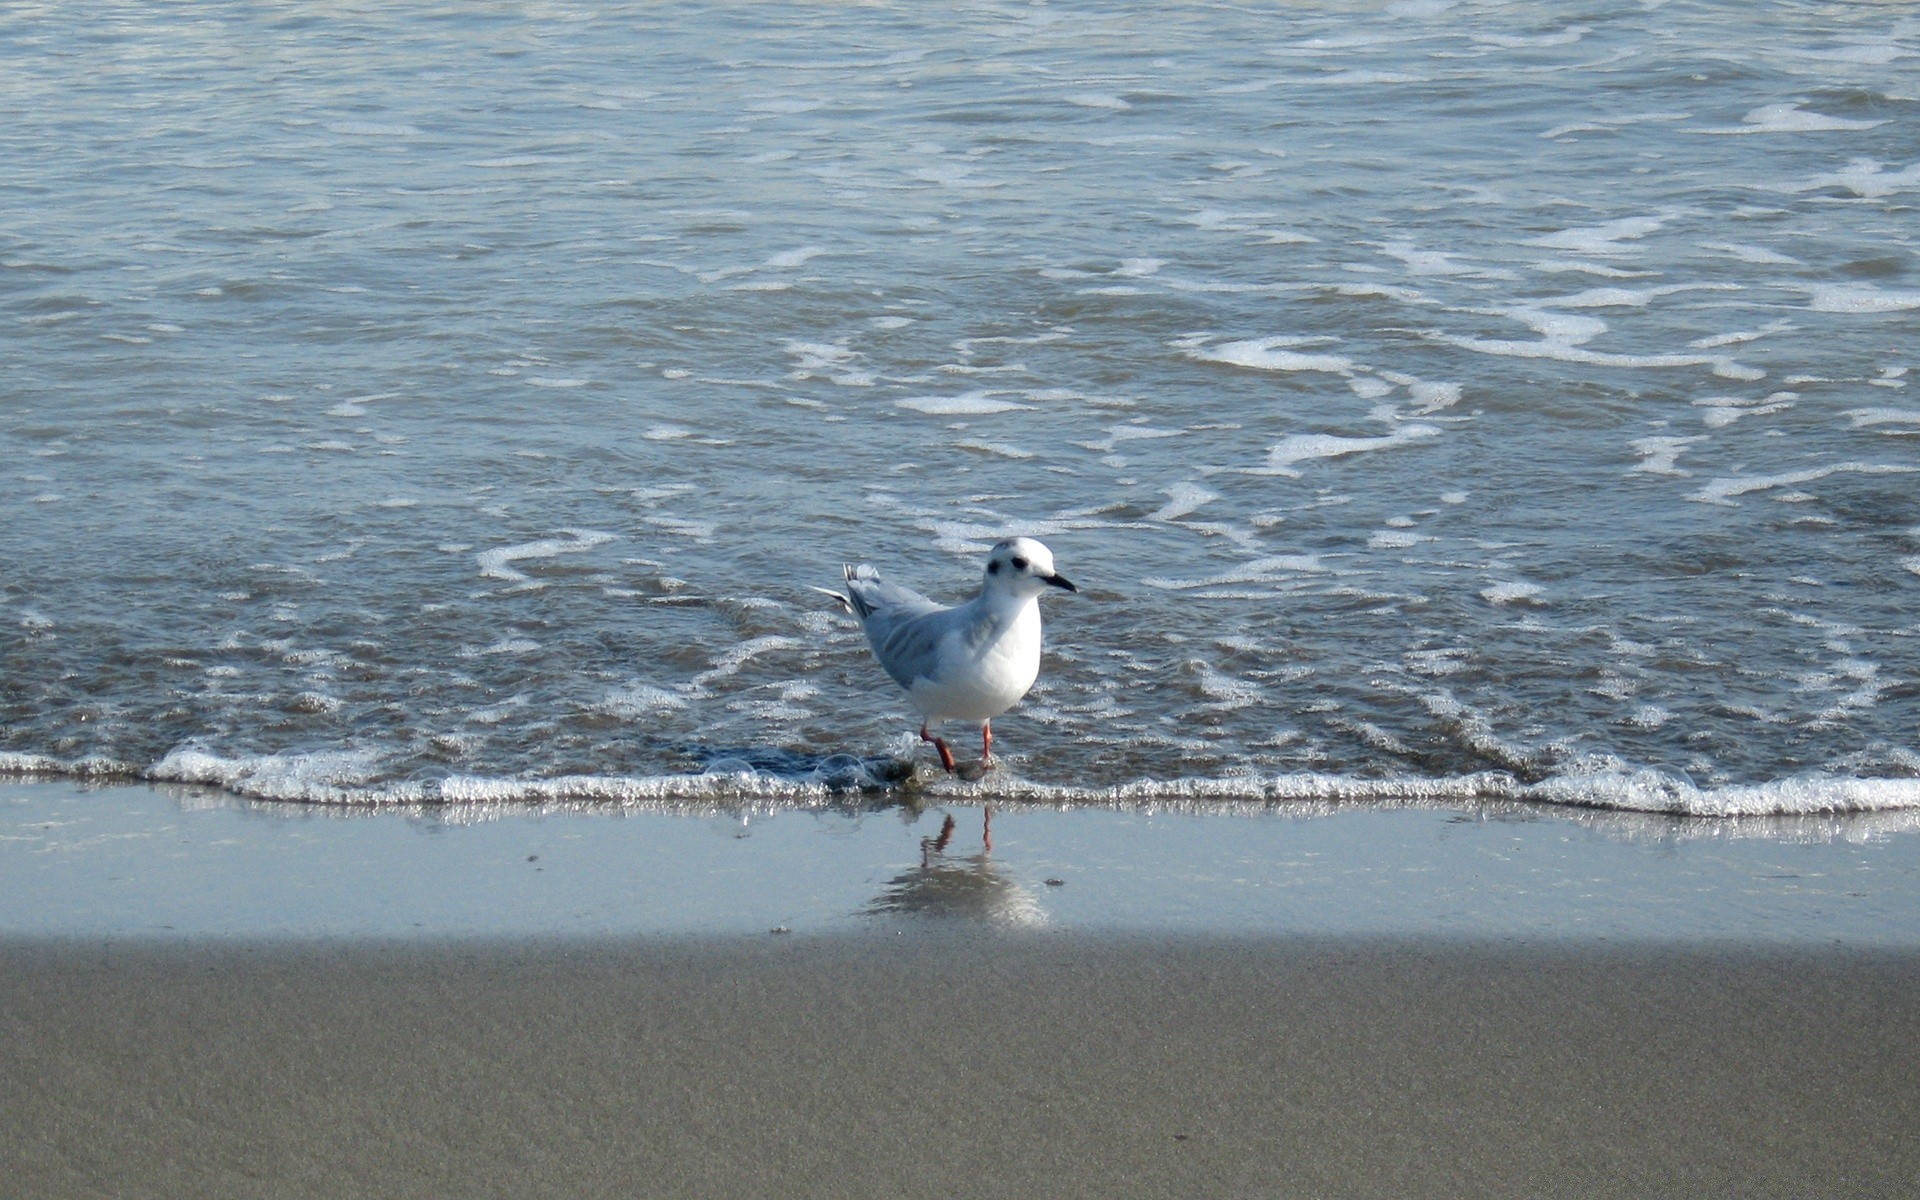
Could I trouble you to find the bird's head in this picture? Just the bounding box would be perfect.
[983,537,1077,598]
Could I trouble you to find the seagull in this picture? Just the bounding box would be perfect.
[814,537,1077,775]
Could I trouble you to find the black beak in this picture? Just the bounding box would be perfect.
[1045,573,1078,593]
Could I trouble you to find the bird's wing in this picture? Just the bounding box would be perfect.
[842,564,942,624]
[869,605,960,691]
[839,566,956,690]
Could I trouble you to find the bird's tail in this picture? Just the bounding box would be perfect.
[806,583,854,615]
[811,563,879,619]
[807,565,874,616]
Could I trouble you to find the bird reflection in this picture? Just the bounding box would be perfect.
[861,810,1046,926]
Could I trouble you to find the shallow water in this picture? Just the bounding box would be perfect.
[2,2,1917,816]
[8,782,1920,941]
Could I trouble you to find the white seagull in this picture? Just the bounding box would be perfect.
[815,537,1077,774]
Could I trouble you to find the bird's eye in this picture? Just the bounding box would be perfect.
[1010,556,1028,571]
[987,560,1001,574]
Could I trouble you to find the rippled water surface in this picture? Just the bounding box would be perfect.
[3,1,1917,815]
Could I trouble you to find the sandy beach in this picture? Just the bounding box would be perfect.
[7,782,1918,1196]
[5,933,1917,1199]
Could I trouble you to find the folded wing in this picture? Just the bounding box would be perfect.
[843,564,951,690]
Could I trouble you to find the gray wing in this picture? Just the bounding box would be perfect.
[842,565,952,690]
[841,564,940,621]
[868,607,963,691]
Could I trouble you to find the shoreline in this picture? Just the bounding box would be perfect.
[9,753,1920,820]
[6,933,1917,1198]
[7,780,1920,943]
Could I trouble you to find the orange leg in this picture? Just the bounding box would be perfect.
[919,723,957,773]
[981,721,993,764]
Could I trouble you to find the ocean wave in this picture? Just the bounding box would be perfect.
[5,748,1918,820]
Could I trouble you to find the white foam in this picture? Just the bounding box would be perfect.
[1692,103,1885,135]
[1809,285,1920,314]
[1072,423,1185,454]
[1525,216,1665,256]
[1476,25,1587,48]
[1545,283,1734,309]
[468,156,566,169]
[784,340,875,387]
[1846,407,1920,429]
[896,392,1032,416]
[1700,242,1800,266]
[1481,580,1545,606]
[1690,462,1916,506]
[1798,41,1908,66]
[1064,92,1130,110]
[1376,242,1513,279]
[1530,261,1655,279]
[1315,70,1426,85]
[1439,331,1754,376]
[1191,661,1261,710]
[1693,391,1796,428]
[1690,320,1795,349]
[0,751,75,774]
[1148,483,1219,522]
[149,746,406,805]
[15,749,1920,821]
[460,638,539,657]
[643,515,716,542]
[748,97,822,115]
[1785,158,1920,199]
[1623,705,1670,730]
[953,440,1034,460]
[1368,530,1432,549]
[1262,425,1440,476]
[1505,307,1608,343]
[1181,208,1276,232]
[1404,648,1468,677]
[918,515,1118,557]
[1405,378,1459,410]
[1193,336,1354,374]
[765,246,827,269]
[476,530,617,582]
[599,683,690,717]
[1143,555,1331,590]
[910,163,1000,189]
[1629,435,1707,476]
[691,635,802,688]
[327,121,422,137]
[1522,771,1920,818]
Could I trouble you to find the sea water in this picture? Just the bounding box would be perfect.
[2,2,1917,819]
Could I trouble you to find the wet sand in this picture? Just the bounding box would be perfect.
[5,934,1916,1198]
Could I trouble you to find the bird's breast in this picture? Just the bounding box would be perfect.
[910,603,1042,722]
